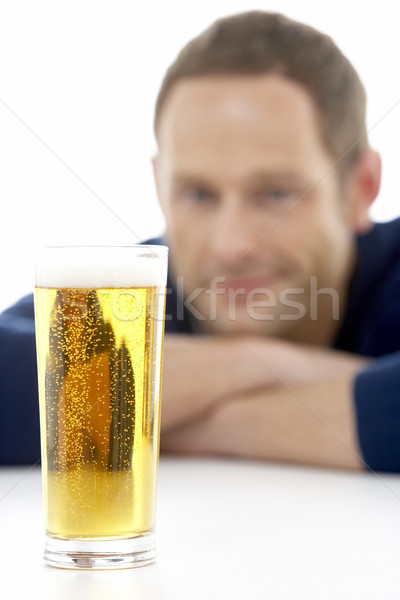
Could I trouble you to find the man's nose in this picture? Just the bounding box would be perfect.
[210,198,254,266]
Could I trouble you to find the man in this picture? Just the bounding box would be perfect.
[1,12,399,470]
[152,11,400,471]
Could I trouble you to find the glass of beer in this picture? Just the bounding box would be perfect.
[34,245,168,569]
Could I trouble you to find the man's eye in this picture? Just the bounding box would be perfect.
[256,188,297,204]
[266,189,292,200]
[183,189,215,203]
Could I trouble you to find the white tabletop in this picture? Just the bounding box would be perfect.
[1,457,400,599]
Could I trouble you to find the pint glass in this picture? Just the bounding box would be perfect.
[34,246,168,569]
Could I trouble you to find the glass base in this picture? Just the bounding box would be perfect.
[44,532,156,570]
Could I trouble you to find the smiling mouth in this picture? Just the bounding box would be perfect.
[212,274,284,295]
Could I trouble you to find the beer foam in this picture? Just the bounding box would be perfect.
[35,246,168,288]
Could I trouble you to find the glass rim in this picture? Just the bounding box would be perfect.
[34,244,168,252]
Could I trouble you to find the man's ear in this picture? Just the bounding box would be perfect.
[347,149,381,234]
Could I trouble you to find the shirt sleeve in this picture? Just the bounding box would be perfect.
[0,294,41,465]
[354,352,400,472]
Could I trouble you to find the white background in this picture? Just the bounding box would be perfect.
[0,0,399,312]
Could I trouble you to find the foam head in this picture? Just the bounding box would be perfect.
[35,246,168,288]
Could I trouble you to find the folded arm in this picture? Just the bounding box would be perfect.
[161,334,368,432]
[161,372,363,470]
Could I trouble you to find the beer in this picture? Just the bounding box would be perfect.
[34,247,167,567]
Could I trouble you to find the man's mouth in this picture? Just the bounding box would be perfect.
[211,273,284,295]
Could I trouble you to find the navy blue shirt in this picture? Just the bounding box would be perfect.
[1,220,400,469]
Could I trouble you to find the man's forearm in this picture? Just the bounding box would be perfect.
[161,373,363,470]
[161,334,368,432]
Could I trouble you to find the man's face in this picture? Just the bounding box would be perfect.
[154,74,358,341]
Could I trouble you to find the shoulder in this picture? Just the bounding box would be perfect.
[336,218,400,356]
[141,236,166,246]
[359,217,400,264]
[0,293,35,332]
[358,218,400,303]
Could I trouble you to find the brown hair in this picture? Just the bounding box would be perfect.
[154,11,368,173]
